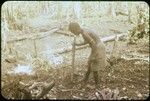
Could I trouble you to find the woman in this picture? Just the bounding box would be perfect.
[68,22,106,87]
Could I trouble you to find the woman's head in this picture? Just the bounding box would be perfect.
[68,22,82,35]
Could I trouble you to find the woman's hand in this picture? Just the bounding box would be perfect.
[72,42,83,46]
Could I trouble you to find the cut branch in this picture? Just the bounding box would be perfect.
[56,30,74,37]
[18,81,55,99]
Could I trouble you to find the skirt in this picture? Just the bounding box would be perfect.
[89,42,107,71]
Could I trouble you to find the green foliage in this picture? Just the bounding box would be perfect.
[128,4,149,44]
[2,1,149,33]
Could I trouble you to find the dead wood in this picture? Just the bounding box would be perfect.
[95,88,120,100]
[56,33,127,54]
[95,92,101,99]
[18,81,55,99]
[56,30,74,37]
[121,57,149,62]
[33,39,37,57]
[36,81,55,99]
[17,87,32,99]
[72,95,82,99]
[109,29,122,34]
[7,28,59,43]
[38,33,127,55]
[61,89,83,92]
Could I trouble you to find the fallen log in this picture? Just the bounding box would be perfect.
[55,33,127,54]
[121,57,149,62]
[39,33,127,55]
[55,30,74,37]
[7,27,59,43]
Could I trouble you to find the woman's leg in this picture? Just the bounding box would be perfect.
[93,71,99,85]
[83,60,91,83]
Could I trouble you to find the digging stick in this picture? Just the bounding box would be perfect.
[71,36,76,81]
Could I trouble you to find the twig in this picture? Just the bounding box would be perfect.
[112,75,136,83]
[72,95,82,99]
[36,81,55,99]
[17,87,32,99]
[61,89,83,92]
[18,81,55,99]
[33,39,37,57]
[95,92,101,99]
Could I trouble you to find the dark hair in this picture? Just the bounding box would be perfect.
[68,22,81,35]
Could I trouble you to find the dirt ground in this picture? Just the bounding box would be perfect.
[1,39,149,100]
[1,19,149,100]
[52,40,149,100]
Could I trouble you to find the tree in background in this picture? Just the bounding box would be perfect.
[128,2,149,44]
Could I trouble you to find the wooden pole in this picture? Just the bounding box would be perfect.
[110,34,118,59]
[33,39,37,57]
[71,36,76,81]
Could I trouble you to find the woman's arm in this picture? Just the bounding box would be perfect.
[81,30,96,46]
